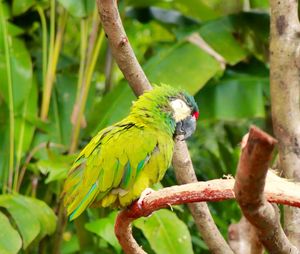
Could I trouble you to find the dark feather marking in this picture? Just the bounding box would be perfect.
[116,123,135,129]
[69,158,86,175]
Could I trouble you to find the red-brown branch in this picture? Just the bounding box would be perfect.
[234,126,299,253]
[115,172,300,254]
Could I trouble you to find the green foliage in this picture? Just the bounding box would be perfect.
[0,194,56,253]
[0,212,22,254]
[0,0,271,253]
[85,211,121,253]
[135,209,194,254]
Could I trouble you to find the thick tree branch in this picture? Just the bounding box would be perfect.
[270,0,300,247]
[115,170,300,254]
[96,0,230,252]
[234,126,299,253]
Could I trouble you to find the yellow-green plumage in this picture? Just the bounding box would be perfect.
[63,85,197,220]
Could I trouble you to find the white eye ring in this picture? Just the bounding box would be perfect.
[170,99,191,122]
[170,99,185,109]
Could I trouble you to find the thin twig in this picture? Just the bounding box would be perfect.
[234,126,299,253]
[187,33,226,70]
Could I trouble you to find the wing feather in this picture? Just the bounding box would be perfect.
[63,121,159,220]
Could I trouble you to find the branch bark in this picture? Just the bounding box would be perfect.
[115,170,300,254]
[97,0,151,96]
[172,139,233,254]
[96,0,230,253]
[234,126,299,253]
[270,0,300,247]
[228,216,264,254]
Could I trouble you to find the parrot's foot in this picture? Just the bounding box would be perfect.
[137,188,155,209]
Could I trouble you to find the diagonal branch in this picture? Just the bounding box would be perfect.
[97,0,151,96]
[115,170,300,254]
[96,0,231,253]
[234,126,299,253]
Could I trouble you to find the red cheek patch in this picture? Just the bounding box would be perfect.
[193,111,199,120]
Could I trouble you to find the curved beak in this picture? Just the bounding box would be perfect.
[174,115,196,140]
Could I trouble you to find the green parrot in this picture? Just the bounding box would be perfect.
[63,85,199,220]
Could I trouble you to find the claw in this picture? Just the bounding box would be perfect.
[137,188,155,209]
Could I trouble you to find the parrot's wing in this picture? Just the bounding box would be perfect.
[63,121,158,220]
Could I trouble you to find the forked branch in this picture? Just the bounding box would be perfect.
[235,126,299,253]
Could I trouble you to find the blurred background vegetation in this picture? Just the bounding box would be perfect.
[0,0,271,253]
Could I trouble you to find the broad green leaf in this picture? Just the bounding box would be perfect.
[12,0,36,16]
[37,151,76,183]
[0,195,40,249]
[0,37,33,110]
[46,74,96,146]
[126,0,172,8]
[135,209,194,254]
[85,211,121,253]
[87,82,135,135]
[18,195,57,238]
[57,0,95,18]
[230,13,269,62]
[144,42,222,94]
[50,74,77,146]
[173,1,242,20]
[0,194,56,250]
[126,20,175,62]
[199,17,248,65]
[196,71,268,120]
[202,0,243,15]
[7,23,24,36]
[1,2,10,19]
[172,0,219,21]
[250,0,269,9]
[0,211,22,254]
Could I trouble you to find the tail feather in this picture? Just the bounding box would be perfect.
[69,182,98,221]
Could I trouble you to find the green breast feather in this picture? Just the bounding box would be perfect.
[63,85,183,221]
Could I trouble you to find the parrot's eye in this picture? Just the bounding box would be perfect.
[192,111,199,120]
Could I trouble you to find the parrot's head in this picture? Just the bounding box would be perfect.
[131,85,199,140]
[169,91,199,140]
